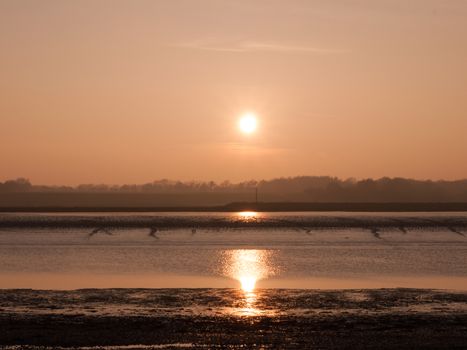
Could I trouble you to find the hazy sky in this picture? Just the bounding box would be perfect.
[1,0,466,185]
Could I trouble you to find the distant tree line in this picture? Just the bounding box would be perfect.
[1,176,467,202]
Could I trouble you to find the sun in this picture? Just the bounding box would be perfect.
[239,112,257,134]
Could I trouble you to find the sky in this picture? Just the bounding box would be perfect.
[1,0,466,185]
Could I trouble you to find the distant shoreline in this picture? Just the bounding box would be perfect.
[1,202,467,212]
[1,205,467,231]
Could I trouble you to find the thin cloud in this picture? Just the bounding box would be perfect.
[171,40,348,54]
[224,142,291,156]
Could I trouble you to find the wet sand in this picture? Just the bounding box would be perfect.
[1,288,467,349]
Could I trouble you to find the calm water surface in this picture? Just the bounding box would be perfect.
[1,212,467,290]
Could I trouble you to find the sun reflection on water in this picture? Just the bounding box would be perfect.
[222,249,276,316]
[236,211,260,222]
[239,276,256,293]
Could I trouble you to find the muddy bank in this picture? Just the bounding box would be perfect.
[1,288,467,349]
[1,213,467,232]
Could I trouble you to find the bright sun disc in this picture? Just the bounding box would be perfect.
[239,113,257,134]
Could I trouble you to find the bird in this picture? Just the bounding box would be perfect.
[370,228,382,239]
[149,227,159,239]
[89,227,112,237]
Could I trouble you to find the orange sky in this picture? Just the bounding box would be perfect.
[1,0,466,185]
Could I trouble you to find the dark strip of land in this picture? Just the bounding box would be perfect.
[1,202,467,212]
[1,212,467,231]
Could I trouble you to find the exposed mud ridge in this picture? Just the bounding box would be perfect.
[1,214,467,232]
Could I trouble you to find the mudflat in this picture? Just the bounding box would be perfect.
[1,288,467,349]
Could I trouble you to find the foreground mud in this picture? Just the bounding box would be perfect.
[1,288,467,349]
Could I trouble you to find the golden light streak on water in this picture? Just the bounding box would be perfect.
[236,211,260,222]
[222,249,276,316]
[239,276,256,293]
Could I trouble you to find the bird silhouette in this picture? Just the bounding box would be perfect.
[88,227,112,237]
[149,227,159,239]
[370,228,382,239]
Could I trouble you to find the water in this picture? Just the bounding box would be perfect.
[1,212,466,290]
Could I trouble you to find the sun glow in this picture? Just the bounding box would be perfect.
[237,211,259,222]
[222,249,276,316]
[239,276,257,293]
[224,249,273,292]
[238,211,257,218]
[239,112,258,134]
